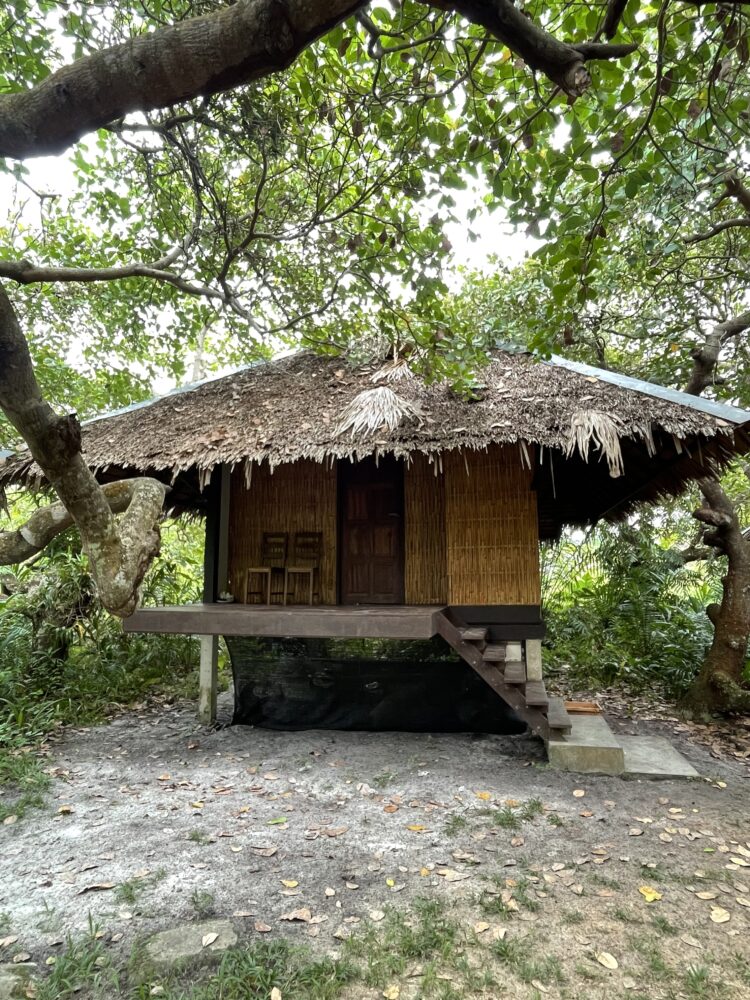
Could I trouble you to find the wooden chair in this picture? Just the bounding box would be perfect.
[245,532,288,604]
[283,532,323,605]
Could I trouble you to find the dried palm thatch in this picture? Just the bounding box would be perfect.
[1,349,748,536]
[334,386,425,438]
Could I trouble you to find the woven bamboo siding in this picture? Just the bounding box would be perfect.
[404,454,447,604]
[228,461,337,604]
[444,446,540,605]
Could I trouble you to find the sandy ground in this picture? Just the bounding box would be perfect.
[1,691,749,996]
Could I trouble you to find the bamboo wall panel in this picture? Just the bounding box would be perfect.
[228,461,337,604]
[404,454,447,604]
[444,446,540,605]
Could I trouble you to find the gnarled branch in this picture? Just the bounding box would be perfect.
[684,309,750,397]
[0,284,165,615]
[0,0,639,161]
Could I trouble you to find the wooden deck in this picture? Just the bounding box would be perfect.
[123,604,445,639]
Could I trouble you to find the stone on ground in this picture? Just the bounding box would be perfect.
[0,963,36,1000]
[144,920,238,969]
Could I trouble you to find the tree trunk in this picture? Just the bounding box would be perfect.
[0,284,166,616]
[683,478,750,714]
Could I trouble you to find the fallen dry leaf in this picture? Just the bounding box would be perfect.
[201,932,219,948]
[572,789,586,798]
[475,791,491,801]
[254,921,271,933]
[596,952,618,970]
[271,988,282,1000]
[280,908,312,923]
[280,880,298,889]
[382,986,400,999]
[78,883,115,895]
[710,906,730,924]
[639,886,662,903]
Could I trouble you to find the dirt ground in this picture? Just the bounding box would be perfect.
[1,690,749,998]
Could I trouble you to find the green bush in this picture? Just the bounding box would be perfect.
[542,521,724,698]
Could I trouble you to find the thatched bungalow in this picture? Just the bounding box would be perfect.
[2,349,749,742]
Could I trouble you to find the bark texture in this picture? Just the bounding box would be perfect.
[0,285,165,616]
[686,478,750,713]
[682,295,750,712]
[0,0,637,159]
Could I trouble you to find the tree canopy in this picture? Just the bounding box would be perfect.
[0,0,748,647]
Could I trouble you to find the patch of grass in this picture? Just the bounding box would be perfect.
[187,940,354,1000]
[444,813,468,837]
[488,806,520,830]
[344,899,457,988]
[633,940,671,980]
[561,910,584,925]
[492,936,564,986]
[546,812,564,826]
[187,829,212,845]
[733,952,750,987]
[0,750,50,821]
[371,771,397,789]
[518,798,544,821]
[651,914,677,936]
[683,964,715,997]
[613,907,638,924]
[114,868,167,906]
[36,923,116,1000]
[190,889,216,919]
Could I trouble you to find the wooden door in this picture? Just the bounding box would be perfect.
[340,455,404,604]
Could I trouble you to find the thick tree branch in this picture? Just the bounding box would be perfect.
[0,284,165,615]
[685,217,750,244]
[0,0,639,160]
[0,479,158,563]
[602,0,630,40]
[430,0,637,95]
[0,257,227,302]
[684,309,750,396]
[0,0,362,160]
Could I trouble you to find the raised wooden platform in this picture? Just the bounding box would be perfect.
[123,603,445,640]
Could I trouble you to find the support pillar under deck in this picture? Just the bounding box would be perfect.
[198,634,219,725]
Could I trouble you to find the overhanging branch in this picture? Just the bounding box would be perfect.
[0,0,639,160]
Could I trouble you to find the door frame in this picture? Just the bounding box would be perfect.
[336,455,405,605]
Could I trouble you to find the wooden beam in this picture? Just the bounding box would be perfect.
[125,603,443,639]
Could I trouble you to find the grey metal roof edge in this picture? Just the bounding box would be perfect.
[547,354,750,426]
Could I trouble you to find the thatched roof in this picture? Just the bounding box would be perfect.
[2,350,749,537]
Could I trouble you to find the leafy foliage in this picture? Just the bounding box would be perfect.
[542,517,730,697]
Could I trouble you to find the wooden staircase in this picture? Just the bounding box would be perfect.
[433,610,572,741]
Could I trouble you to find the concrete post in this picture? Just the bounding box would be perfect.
[525,638,543,681]
[198,635,219,725]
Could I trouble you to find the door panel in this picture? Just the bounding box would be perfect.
[340,456,404,604]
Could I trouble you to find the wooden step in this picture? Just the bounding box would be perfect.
[459,627,487,645]
[524,680,548,708]
[546,696,572,734]
[503,660,526,685]
[483,644,506,662]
